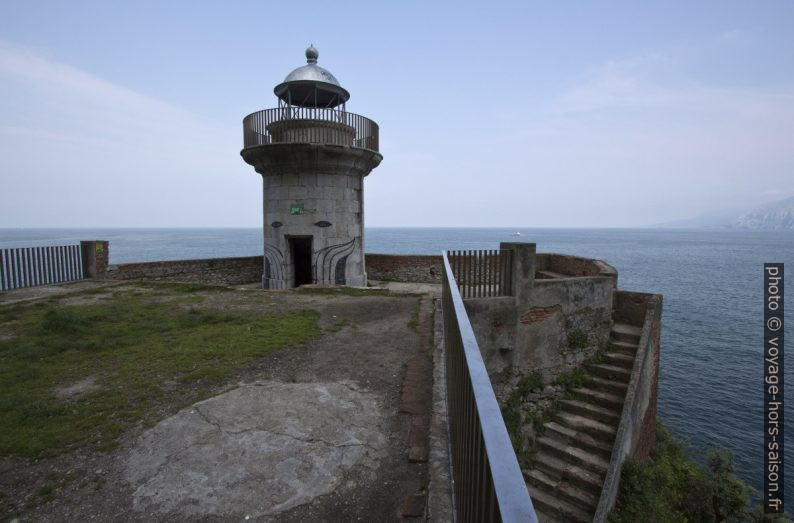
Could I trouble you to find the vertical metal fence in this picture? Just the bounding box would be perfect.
[442,251,537,522]
[0,245,84,291]
[447,249,513,298]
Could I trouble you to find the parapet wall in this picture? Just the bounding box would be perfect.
[106,256,264,285]
[83,243,441,287]
[467,245,617,383]
[366,254,442,283]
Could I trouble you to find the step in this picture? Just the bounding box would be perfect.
[524,467,599,514]
[543,421,613,460]
[536,435,609,476]
[611,322,642,343]
[556,412,616,443]
[558,398,620,426]
[531,450,605,495]
[527,484,591,523]
[588,376,628,396]
[609,340,639,356]
[602,351,634,369]
[586,362,632,382]
[571,387,624,411]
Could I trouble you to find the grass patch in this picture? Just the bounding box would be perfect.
[327,318,352,333]
[501,371,548,468]
[407,297,422,331]
[554,366,592,391]
[609,420,787,522]
[567,329,588,349]
[0,288,320,458]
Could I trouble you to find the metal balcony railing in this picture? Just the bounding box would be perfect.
[242,107,379,152]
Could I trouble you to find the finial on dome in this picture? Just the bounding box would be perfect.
[305,44,318,64]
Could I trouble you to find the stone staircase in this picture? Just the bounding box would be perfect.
[525,322,643,522]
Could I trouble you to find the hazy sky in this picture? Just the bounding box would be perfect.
[1,1,793,227]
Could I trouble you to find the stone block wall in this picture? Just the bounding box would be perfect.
[366,254,443,283]
[80,246,443,288]
[104,256,264,285]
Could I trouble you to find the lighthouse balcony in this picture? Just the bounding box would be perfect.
[243,107,379,152]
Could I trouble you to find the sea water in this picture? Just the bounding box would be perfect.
[1,226,792,502]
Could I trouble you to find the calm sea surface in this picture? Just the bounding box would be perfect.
[1,227,791,500]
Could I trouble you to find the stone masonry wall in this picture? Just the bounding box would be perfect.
[88,250,439,287]
[105,256,264,285]
[366,254,443,283]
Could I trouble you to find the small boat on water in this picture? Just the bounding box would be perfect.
[512,231,522,236]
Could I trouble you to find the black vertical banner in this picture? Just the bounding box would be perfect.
[764,263,784,514]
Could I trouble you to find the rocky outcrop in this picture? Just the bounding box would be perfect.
[734,196,794,230]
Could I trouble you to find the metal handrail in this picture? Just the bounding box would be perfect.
[242,107,379,152]
[442,251,537,522]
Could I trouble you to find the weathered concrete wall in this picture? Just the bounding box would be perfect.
[463,297,516,377]
[105,256,264,285]
[463,244,615,384]
[512,277,614,381]
[366,254,442,283]
[593,291,662,522]
[80,240,109,278]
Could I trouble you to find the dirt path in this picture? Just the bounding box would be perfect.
[0,282,442,522]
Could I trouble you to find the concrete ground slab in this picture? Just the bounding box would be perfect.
[126,382,386,517]
[126,380,387,518]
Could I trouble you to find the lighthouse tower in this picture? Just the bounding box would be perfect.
[241,46,382,289]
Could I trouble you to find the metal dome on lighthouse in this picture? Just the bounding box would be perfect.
[240,45,382,289]
[273,45,350,109]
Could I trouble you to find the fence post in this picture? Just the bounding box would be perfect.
[80,241,109,278]
[499,242,536,306]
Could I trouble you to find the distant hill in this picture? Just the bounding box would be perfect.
[655,196,794,230]
[734,196,794,230]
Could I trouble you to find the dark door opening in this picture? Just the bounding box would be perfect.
[290,237,313,287]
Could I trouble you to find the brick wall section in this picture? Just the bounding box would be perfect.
[366,254,443,283]
[519,305,561,325]
[105,256,264,285]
